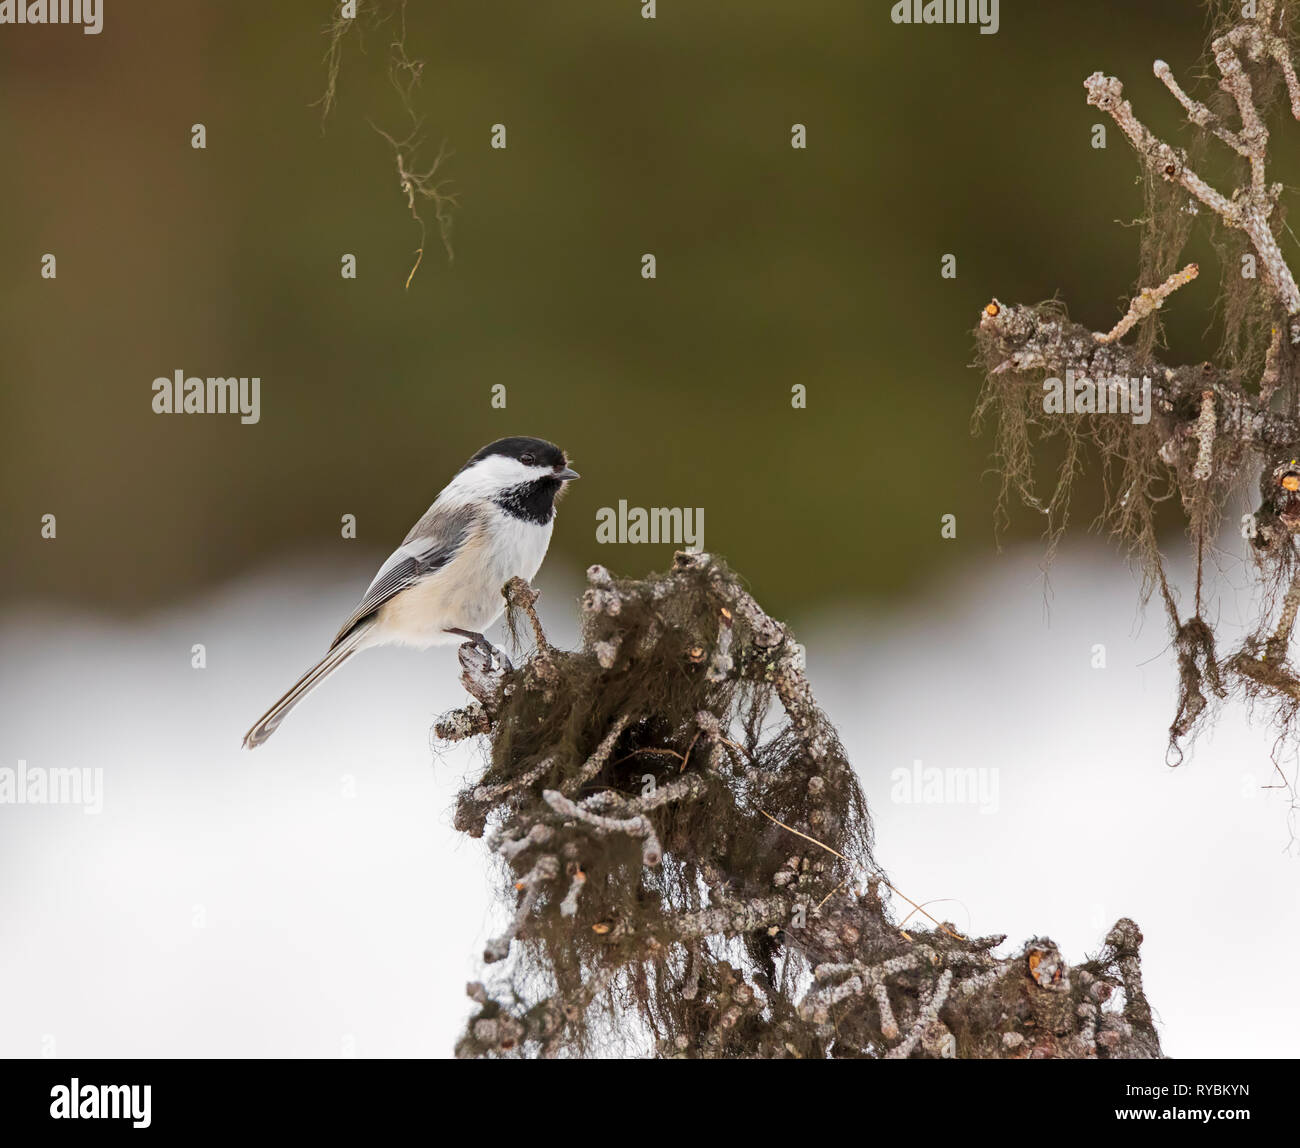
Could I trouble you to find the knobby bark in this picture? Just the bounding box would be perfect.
[436,556,1162,1059]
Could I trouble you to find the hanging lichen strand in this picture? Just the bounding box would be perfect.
[436,555,1161,1059]
[975,1,1300,776]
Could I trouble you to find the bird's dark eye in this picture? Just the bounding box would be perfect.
[520,452,535,465]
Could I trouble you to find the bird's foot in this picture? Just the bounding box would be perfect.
[447,628,513,672]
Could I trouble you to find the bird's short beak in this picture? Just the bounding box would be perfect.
[557,466,580,481]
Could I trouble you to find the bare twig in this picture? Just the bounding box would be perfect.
[1095,263,1199,345]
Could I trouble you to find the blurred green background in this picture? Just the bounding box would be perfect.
[0,0,1267,618]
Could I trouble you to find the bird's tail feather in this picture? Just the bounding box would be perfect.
[242,623,372,749]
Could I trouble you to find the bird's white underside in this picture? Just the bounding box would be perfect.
[367,504,554,649]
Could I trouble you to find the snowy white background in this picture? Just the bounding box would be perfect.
[2,542,1296,1058]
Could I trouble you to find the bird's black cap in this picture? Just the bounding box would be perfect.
[466,436,568,470]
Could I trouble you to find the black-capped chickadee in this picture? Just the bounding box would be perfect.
[242,436,579,749]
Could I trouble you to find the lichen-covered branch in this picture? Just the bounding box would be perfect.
[438,555,1163,1059]
[975,4,1300,802]
[1095,263,1199,345]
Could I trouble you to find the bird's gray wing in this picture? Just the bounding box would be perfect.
[329,502,477,648]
